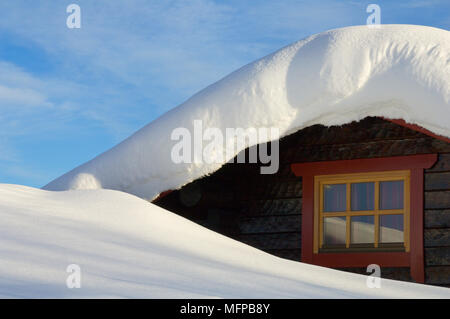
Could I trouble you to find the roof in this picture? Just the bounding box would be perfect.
[43,25,450,200]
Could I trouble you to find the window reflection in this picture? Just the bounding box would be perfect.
[380,181,404,210]
[380,214,404,243]
[323,184,346,212]
[350,215,375,244]
[323,216,347,245]
[351,182,374,211]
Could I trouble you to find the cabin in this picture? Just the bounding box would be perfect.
[155,116,450,287]
[41,25,448,289]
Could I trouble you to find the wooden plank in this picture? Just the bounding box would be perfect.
[201,190,235,208]
[238,215,301,234]
[387,119,450,144]
[431,140,450,154]
[425,209,450,228]
[375,267,412,282]
[425,266,450,285]
[215,162,295,180]
[236,179,302,200]
[271,163,297,178]
[279,118,428,150]
[241,198,302,216]
[424,229,450,247]
[287,138,448,164]
[425,191,450,209]
[426,153,450,172]
[237,232,301,250]
[425,172,450,191]
[256,179,302,199]
[425,247,450,266]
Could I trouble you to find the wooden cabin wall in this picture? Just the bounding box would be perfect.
[155,117,450,286]
[424,154,450,286]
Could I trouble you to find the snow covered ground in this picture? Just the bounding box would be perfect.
[44,25,450,201]
[1,183,449,298]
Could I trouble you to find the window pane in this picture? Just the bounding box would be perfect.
[380,181,404,210]
[323,216,346,246]
[323,184,346,212]
[351,182,374,211]
[351,215,375,244]
[380,214,404,243]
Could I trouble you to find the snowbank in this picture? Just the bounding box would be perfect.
[44,25,450,200]
[1,183,449,298]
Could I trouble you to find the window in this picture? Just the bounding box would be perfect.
[291,154,438,283]
[315,171,410,253]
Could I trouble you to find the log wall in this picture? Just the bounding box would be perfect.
[156,117,450,286]
[424,154,450,286]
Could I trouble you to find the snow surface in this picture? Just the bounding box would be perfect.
[1,183,449,298]
[44,25,450,200]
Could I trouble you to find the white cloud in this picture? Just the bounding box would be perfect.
[399,0,443,8]
[0,1,360,104]
[0,85,50,107]
[0,139,19,162]
[0,62,51,107]
[0,61,75,134]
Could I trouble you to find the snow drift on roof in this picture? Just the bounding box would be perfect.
[43,25,450,200]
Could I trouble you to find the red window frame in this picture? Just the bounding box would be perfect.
[291,154,438,283]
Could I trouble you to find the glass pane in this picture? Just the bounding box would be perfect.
[380,181,404,210]
[323,217,347,246]
[351,182,374,211]
[323,184,346,212]
[351,215,375,244]
[380,214,404,243]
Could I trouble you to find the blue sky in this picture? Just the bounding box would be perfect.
[0,0,448,187]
